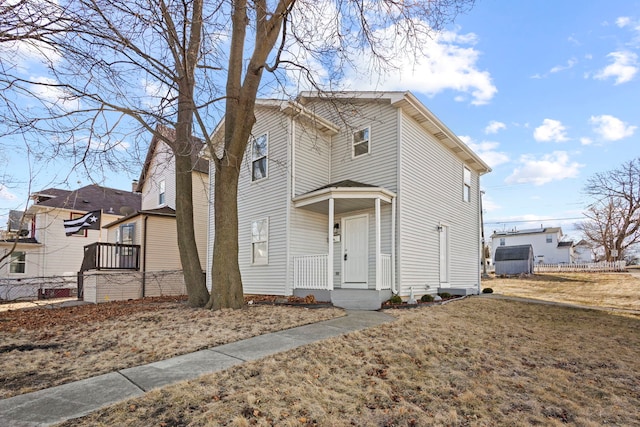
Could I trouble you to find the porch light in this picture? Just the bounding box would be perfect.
[333,223,340,235]
[437,225,443,232]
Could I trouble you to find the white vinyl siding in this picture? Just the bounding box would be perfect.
[141,141,176,210]
[293,120,331,196]
[236,106,289,295]
[398,109,480,294]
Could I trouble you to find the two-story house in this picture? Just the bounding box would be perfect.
[0,185,140,300]
[206,91,491,309]
[88,126,210,302]
[491,227,574,265]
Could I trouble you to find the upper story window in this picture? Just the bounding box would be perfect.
[158,180,165,205]
[463,166,471,202]
[10,251,26,274]
[251,133,268,181]
[352,127,370,157]
[251,218,268,265]
[546,234,553,243]
[499,238,505,246]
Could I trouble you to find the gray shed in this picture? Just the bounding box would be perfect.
[494,244,534,275]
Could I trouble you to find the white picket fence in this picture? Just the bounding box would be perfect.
[534,261,627,273]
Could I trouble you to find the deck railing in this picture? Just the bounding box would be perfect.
[81,242,141,272]
[293,254,328,290]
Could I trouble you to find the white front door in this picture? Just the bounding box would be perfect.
[439,224,449,285]
[343,214,368,287]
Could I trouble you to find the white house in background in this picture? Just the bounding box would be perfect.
[573,239,594,263]
[491,227,574,265]
[206,91,491,309]
[0,185,140,300]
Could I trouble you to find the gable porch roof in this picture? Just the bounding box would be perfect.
[292,180,396,214]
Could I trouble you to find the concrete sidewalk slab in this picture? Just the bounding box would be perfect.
[0,372,144,427]
[119,349,244,392]
[0,310,394,427]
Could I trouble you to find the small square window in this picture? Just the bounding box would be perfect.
[463,167,471,202]
[546,234,553,243]
[10,251,26,274]
[251,218,268,265]
[352,127,370,157]
[251,134,268,181]
[500,238,505,246]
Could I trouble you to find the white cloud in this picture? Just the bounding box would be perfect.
[341,27,497,105]
[0,184,18,202]
[534,119,569,142]
[460,136,509,168]
[580,137,593,146]
[29,76,80,111]
[594,51,638,84]
[505,151,583,186]
[550,58,577,73]
[480,194,500,212]
[616,17,631,28]
[589,114,637,141]
[484,120,506,134]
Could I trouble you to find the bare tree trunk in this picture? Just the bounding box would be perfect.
[174,148,209,306]
[206,161,244,310]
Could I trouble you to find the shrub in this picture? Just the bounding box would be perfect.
[388,294,403,304]
[420,294,434,302]
[438,292,452,299]
[482,287,494,294]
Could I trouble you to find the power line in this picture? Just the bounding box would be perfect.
[484,216,585,225]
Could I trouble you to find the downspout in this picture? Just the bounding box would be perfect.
[142,214,148,298]
[478,189,486,293]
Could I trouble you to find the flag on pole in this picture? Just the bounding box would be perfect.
[63,210,102,236]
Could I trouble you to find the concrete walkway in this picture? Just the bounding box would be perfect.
[0,310,394,427]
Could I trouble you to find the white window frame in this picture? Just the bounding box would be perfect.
[251,218,269,265]
[500,238,505,246]
[463,166,471,202]
[158,180,166,205]
[9,251,26,274]
[352,126,371,158]
[546,234,553,243]
[251,133,268,182]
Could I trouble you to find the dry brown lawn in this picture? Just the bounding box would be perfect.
[482,271,640,314]
[0,296,345,399]
[58,297,640,426]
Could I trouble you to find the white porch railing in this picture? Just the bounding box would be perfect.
[293,254,328,290]
[380,254,392,290]
[534,261,626,273]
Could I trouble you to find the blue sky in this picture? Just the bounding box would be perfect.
[1,0,639,243]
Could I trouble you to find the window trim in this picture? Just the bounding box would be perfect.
[251,133,268,182]
[9,251,26,274]
[251,218,269,265]
[352,126,371,158]
[546,234,553,243]
[463,166,471,202]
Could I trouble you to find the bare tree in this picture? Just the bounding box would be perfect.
[206,0,475,309]
[577,158,640,261]
[3,0,475,310]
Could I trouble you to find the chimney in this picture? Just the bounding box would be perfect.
[132,180,139,193]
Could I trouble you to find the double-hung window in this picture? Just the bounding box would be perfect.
[251,218,268,265]
[10,251,26,274]
[252,134,268,181]
[352,127,370,157]
[463,166,471,202]
[158,180,166,205]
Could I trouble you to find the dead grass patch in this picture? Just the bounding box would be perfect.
[59,298,640,426]
[0,297,344,399]
[483,272,640,314]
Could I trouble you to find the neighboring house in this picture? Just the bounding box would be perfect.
[494,244,534,275]
[0,185,140,300]
[573,239,594,263]
[491,227,574,265]
[92,127,209,302]
[206,91,491,309]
